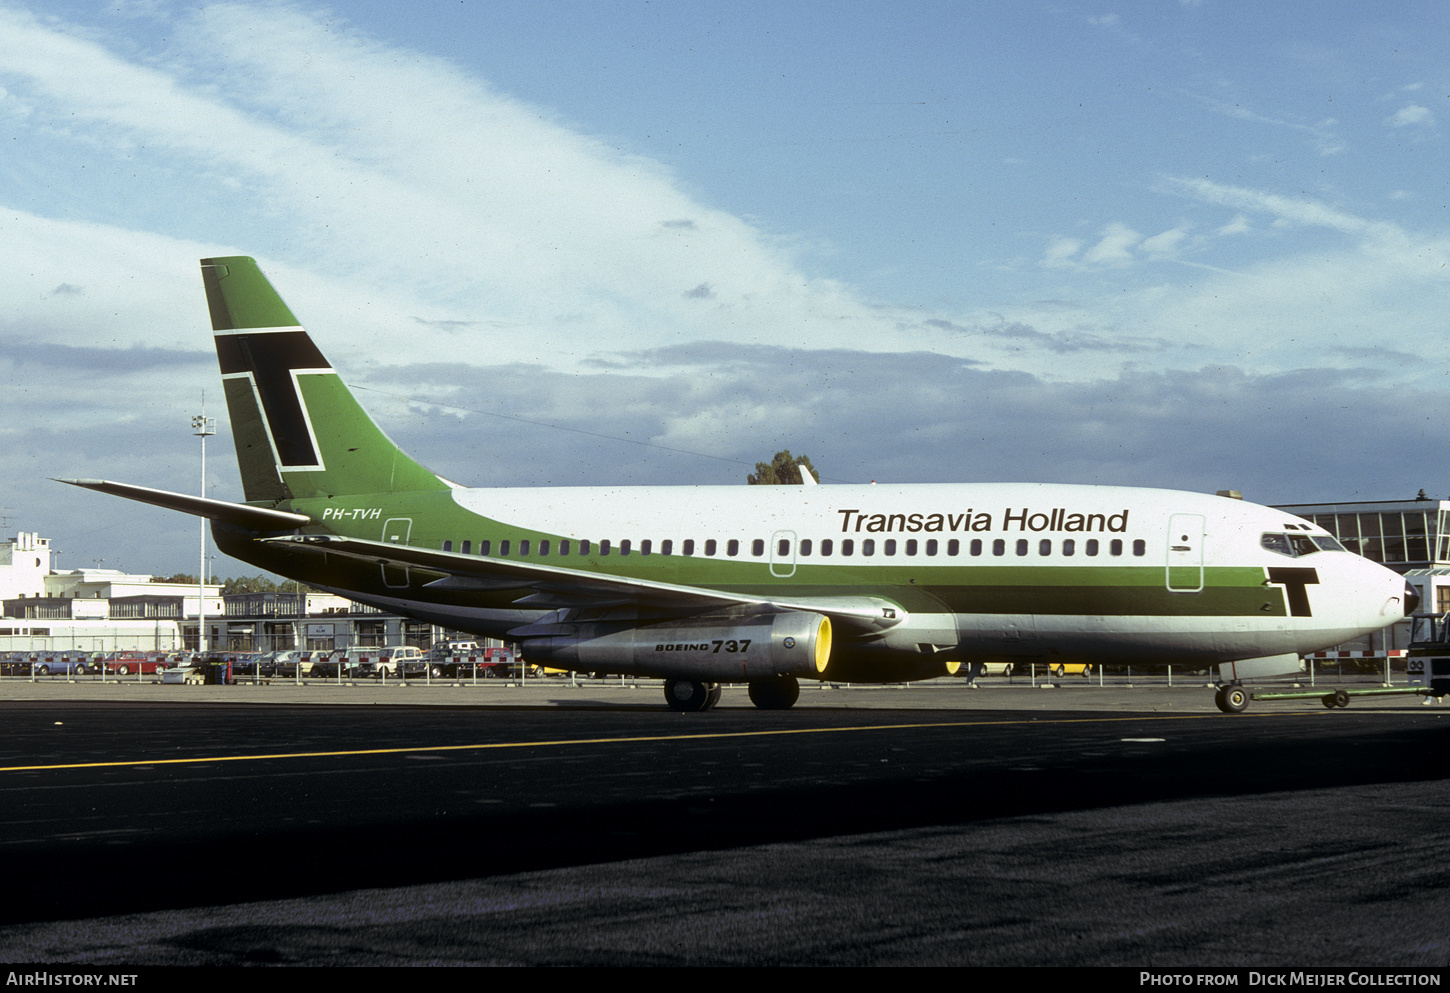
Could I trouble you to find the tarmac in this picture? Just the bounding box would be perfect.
[0,669,1435,713]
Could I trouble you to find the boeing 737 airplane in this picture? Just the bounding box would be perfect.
[62,257,1418,712]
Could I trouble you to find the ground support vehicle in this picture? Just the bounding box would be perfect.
[1212,627,1441,712]
[1406,614,1450,700]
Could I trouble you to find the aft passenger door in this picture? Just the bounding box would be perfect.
[1166,514,1205,593]
[380,518,412,588]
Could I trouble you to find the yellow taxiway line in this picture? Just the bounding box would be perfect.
[0,711,1317,774]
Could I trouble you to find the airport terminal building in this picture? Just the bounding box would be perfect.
[1274,494,1450,615]
[0,532,468,654]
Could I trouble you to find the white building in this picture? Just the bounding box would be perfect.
[0,533,51,600]
[0,532,220,652]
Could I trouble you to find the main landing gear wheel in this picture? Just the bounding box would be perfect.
[664,679,720,712]
[747,675,800,710]
[1215,684,1250,714]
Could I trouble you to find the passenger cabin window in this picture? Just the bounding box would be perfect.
[820,539,833,556]
[1086,539,1099,556]
[925,539,937,556]
[500,540,511,556]
[841,539,854,556]
[1063,539,1075,556]
[752,539,765,557]
[600,540,611,556]
[862,539,875,556]
[1110,539,1123,556]
[992,539,1005,556]
[1039,539,1051,556]
[539,539,550,556]
[727,539,740,556]
[462,540,471,555]
[619,539,631,556]
[1133,539,1146,556]
[639,539,651,555]
[559,540,570,556]
[480,540,491,555]
[579,540,591,555]
[884,539,896,556]
[778,539,790,556]
[800,539,813,556]
[519,539,530,556]
[443,540,453,552]
[1016,539,1029,556]
[682,539,694,555]
[705,539,717,556]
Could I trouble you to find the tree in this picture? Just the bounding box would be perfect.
[151,573,198,585]
[747,450,817,485]
[222,575,281,595]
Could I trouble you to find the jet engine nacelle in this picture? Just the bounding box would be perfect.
[523,610,832,682]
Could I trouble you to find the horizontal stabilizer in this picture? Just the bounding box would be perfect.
[55,479,310,530]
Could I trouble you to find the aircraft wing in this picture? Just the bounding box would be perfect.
[55,479,310,530]
[263,534,905,633]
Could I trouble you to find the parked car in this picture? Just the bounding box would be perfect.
[32,652,94,676]
[358,646,427,679]
[104,651,167,676]
[433,646,518,678]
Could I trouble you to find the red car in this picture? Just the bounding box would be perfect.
[105,652,168,675]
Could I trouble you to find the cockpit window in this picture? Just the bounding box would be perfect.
[1261,533,1293,556]
[1262,532,1329,557]
[1311,535,1346,552]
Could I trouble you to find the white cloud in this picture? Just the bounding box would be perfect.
[0,1,961,383]
[1140,225,1191,258]
[1166,177,1375,235]
[1041,236,1083,268]
[1082,223,1142,265]
[1387,104,1435,128]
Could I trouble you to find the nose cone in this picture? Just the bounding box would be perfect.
[1402,580,1422,618]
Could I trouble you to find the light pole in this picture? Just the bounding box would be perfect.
[192,402,215,653]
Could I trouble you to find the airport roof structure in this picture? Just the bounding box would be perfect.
[1274,498,1450,608]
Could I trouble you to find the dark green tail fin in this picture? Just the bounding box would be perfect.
[202,257,449,502]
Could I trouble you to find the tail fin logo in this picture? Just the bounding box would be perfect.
[215,329,330,472]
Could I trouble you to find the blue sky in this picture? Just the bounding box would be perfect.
[2,0,1449,576]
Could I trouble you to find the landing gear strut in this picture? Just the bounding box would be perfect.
[1215,683,1250,714]
[747,675,800,710]
[664,679,722,712]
